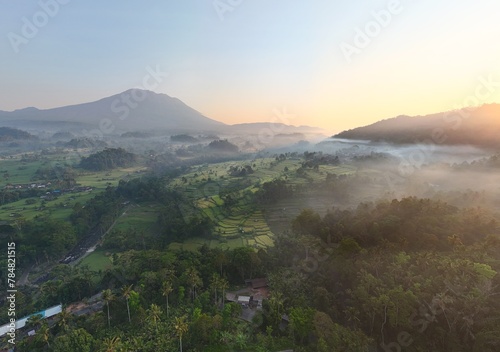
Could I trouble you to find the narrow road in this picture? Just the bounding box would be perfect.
[70,204,131,266]
[17,204,132,285]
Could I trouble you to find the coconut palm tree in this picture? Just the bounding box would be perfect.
[219,277,229,309]
[147,304,162,332]
[26,313,43,330]
[38,322,51,348]
[101,336,122,352]
[185,267,203,301]
[102,289,114,328]
[41,280,60,303]
[121,284,133,323]
[56,307,72,332]
[210,273,221,304]
[161,281,173,318]
[174,315,189,352]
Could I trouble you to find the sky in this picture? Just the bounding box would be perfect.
[1,0,500,133]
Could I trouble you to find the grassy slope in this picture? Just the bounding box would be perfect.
[167,158,356,252]
[2,152,357,255]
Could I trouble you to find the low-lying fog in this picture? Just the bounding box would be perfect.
[268,137,500,213]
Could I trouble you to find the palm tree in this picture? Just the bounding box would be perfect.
[102,289,114,328]
[147,304,162,332]
[121,284,133,323]
[268,291,285,327]
[219,277,229,309]
[161,281,173,318]
[219,331,232,344]
[38,323,51,348]
[26,314,43,330]
[41,280,60,302]
[56,308,72,332]
[210,273,220,304]
[174,315,189,352]
[213,248,228,276]
[234,332,248,350]
[185,267,203,301]
[101,336,122,352]
[78,264,95,295]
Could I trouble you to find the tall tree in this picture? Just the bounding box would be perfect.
[57,308,72,332]
[102,289,114,328]
[161,281,173,318]
[210,273,221,304]
[174,315,189,352]
[219,277,229,310]
[185,267,203,301]
[121,284,133,323]
[289,306,315,345]
[38,322,51,348]
[101,336,122,352]
[52,328,95,352]
[148,304,162,332]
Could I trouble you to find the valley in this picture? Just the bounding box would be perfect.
[1,96,500,352]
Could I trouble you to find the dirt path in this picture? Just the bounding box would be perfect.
[69,204,132,266]
[17,204,132,285]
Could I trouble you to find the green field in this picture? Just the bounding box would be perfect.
[166,158,357,251]
[113,202,161,235]
[0,151,147,223]
[77,250,113,272]
[2,151,358,255]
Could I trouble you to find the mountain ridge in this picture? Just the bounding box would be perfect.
[334,104,500,148]
[0,90,324,137]
[0,89,225,133]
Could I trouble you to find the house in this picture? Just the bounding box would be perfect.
[245,278,268,290]
[225,293,237,302]
[237,295,251,307]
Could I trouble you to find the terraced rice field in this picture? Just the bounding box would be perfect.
[168,158,357,250]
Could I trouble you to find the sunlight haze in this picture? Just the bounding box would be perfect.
[2,0,500,133]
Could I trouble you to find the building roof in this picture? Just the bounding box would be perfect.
[237,296,251,303]
[245,278,268,289]
[225,293,237,302]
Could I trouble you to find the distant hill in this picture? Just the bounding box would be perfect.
[52,131,75,140]
[0,127,36,141]
[79,148,137,171]
[63,138,108,149]
[121,131,154,138]
[171,134,199,143]
[0,89,225,134]
[207,139,239,153]
[0,90,326,141]
[334,104,500,148]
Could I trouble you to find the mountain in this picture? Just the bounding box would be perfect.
[0,90,327,143]
[334,104,500,148]
[0,89,225,134]
[0,127,36,141]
